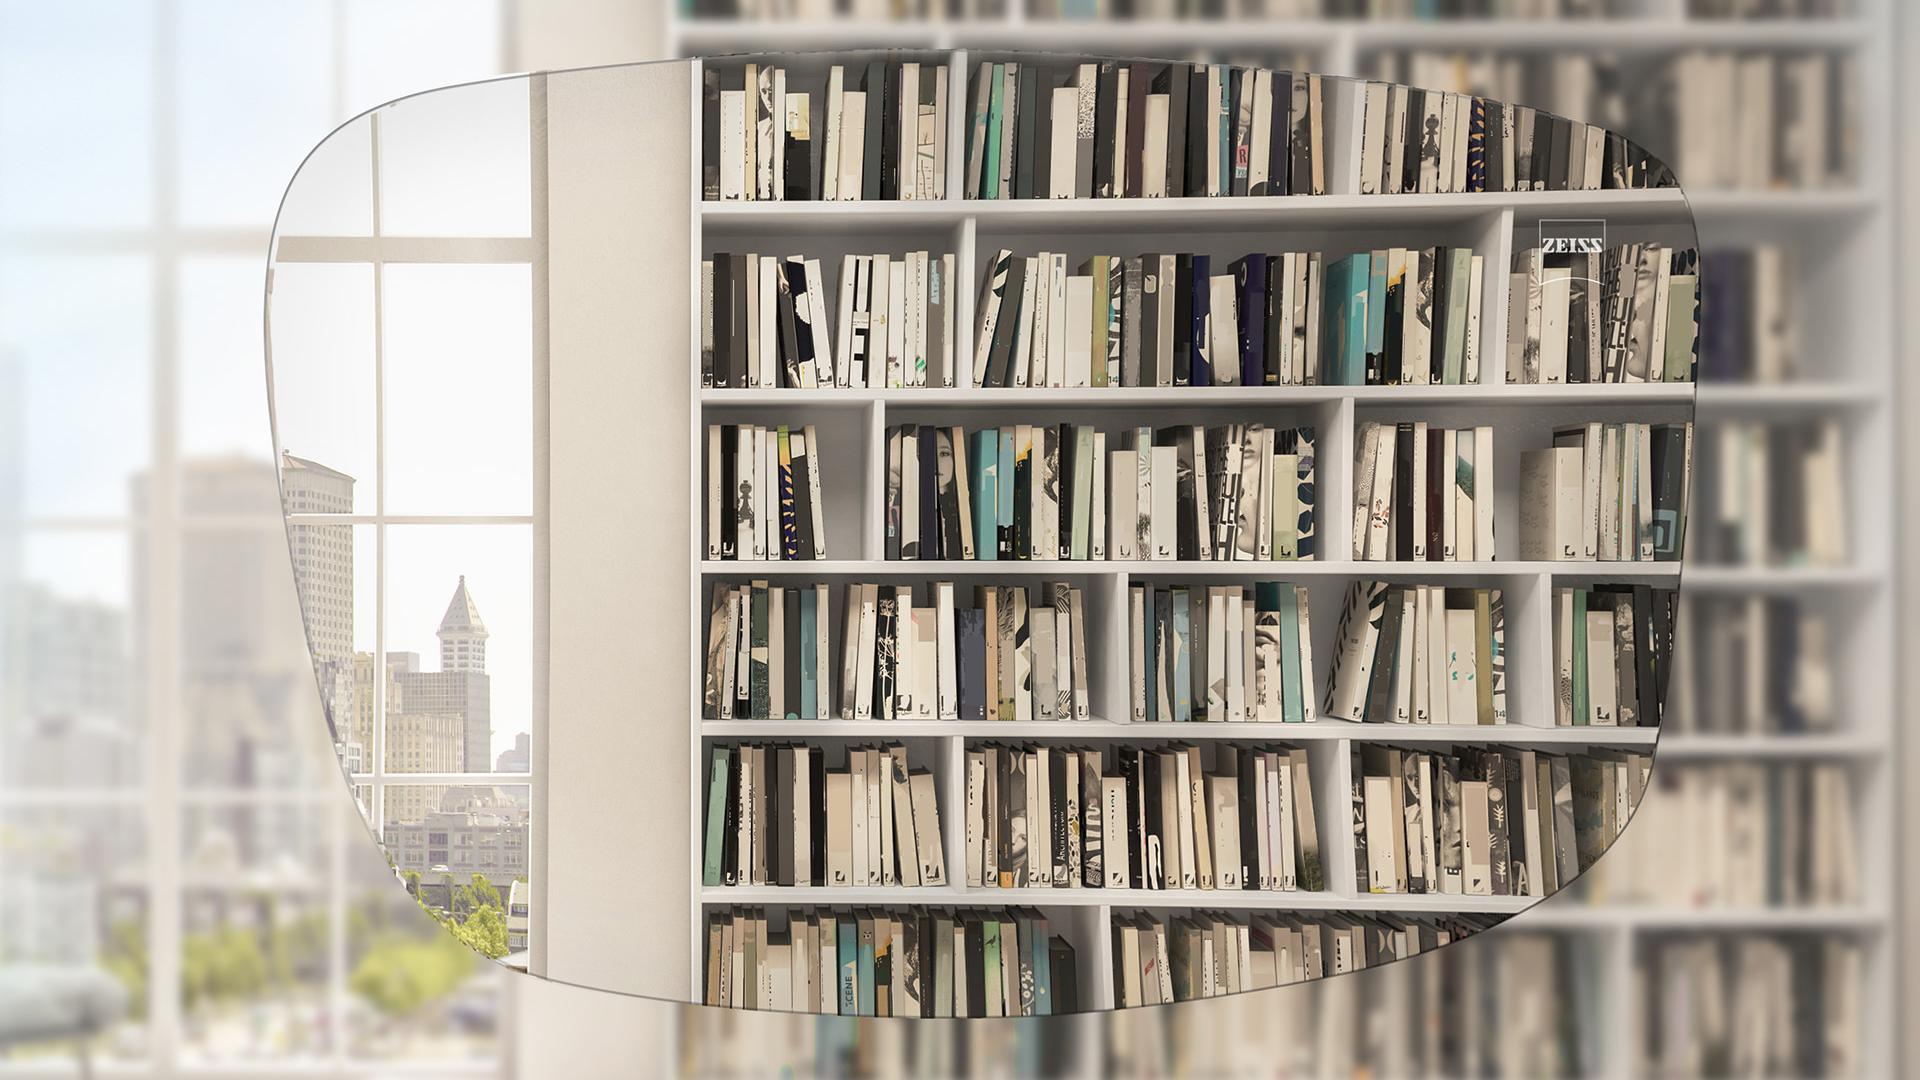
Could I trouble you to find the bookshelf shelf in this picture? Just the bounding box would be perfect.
[700,884,1539,916]
[700,717,1660,746]
[1653,733,1884,760]
[702,384,1696,407]
[703,560,1683,579]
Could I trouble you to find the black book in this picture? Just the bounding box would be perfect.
[1058,426,1077,556]
[775,263,803,387]
[883,63,903,200]
[986,257,1027,388]
[1094,62,1120,198]
[863,62,886,202]
[1290,74,1315,195]
[1172,254,1192,384]
[1565,254,1590,383]
[1230,748,1261,888]
[1649,588,1676,722]
[711,254,733,388]
[1141,749,1164,889]
[1050,940,1078,1014]
[1158,428,1198,561]
[1428,246,1451,383]
[768,745,791,880]
[718,424,738,558]
[964,920,986,1016]
[874,597,896,716]
[1365,586,1405,722]
[1050,750,1070,886]
[917,914,936,1019]
[1383,254,1405,384]
[1012,427,1032,560]
[1403,90,1428,194]
[1649,425,1688,561]
[810,749,827,884]
[1228,67,1247,198]
[1152,589,1172,721]
[1119,749,1145,889]
[1190,254,1212,386]
[1393,423,1415,559]
[1142,255,1163,386]
[957,606,986,720]
[783,591,802,720]
[1185,64,1208,198]
[765,745,784,885]
[1631,584,1660,728]
[1032,65,1054,199]
[784,104,812,202]
[1530,109,1552,190]
[1482,97,1505,192]
[936,428,963,561]
[1163,64,1187,199]
[721,745,740,883]
[1269,69,1292,197]
[702,67,721,200]
[1014,64,1038,200]
[1546,115,1571,192]
[1124,62,1149,199]
[918,425,940,559]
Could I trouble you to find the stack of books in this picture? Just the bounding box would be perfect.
[1640,934,1864,1077]
[705,423,830,561]
[1352,422,1495,561]
[1518,422,1693,562]
[965,742,1323,892]
[1128,582,1317,724]
[701,250,957,388]
[704,59,950,201]
[703,906,1077,1017]
[1324,584,1509,726]
[702,742,947,889]
[704,581,832,720]
[1111,909,1501,1006]
[1551,585,1679,728]
[1698,246,1795,383]
[1350,744,1651,899]
[966,62,1325,199]
[1506,243,1698,384]
[1691,420,1846,567]
[1320,247,1487,386]
[1669,596,1836,735]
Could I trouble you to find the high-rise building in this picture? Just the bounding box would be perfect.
[3,582,133,789]
[495,731,530,773]
[391,578,493,773]
[280,453,355,744]
[382,785,529,896]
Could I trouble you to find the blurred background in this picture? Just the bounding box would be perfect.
[0,0,1906,1076]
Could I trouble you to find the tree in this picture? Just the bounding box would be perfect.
[451,902,509,960]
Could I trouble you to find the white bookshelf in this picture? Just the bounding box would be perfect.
[682,48,1713,1024]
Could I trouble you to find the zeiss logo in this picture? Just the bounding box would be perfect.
[1539,218,1606,258]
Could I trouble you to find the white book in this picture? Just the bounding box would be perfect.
[964,751,985,887]
[936,582,958,720]
[1208,274,1239,386]
[939,253,957,386]
[865,749,883,884]
[1538,264,1571,383]
[1150,445,1177,560]
[1046,254,1068,388]
[933,66,949,201]
[822,66,844,201]
[899,63,919,199]
[803,424,827,557]
[887,259,907,388]
[1507,270,1528,384]
[1110,449,1139,560]
[893,586,915,718]
[1249,70,1273,193]
[889,752,918,886]
[814,583,831,717]
[1324,581,1384,721]
[1635,423,1655,562]
[837,91,866,199]
[1464,255,1484,383]
[1461,780,1492,895]
[910,771,946,885]
[1425,586,1449,724]
[1409,421,1428,559]
[755,66,776,200]
[854,583,878,718]
[720,91,747,200]
[834,253,857,387]
[1206,65,1225,194]
[770,69,786,201]
[1113,68,1130,196]
[1294,587,1318,721]
[1206,588,1228,720]
[1241,602,1256,723]
[1352,423,1380,560]
[1367,426,1395,560]
[1364,776,1398,891]
[1102,777,1129,887]
[1586,608,1618,725]
[1599,424,1621,560]
[1392,588,1416,722]
[1410,586,1430,723]
[848,753,869,885]
[1090,433,1108,561]
[1446,605,1479,726]
[1144,94,1171,197]
[1064,275,1094,386]
[1359,81,1387,195]
[706,426,723,559]
[1031,251,1054,387]
[1050,87,1078,199]
[759,255,781,388]
[804,258,832,387]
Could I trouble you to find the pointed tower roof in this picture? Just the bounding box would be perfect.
[438,576,488,637]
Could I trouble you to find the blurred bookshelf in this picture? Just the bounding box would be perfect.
[662,0,1895,1075]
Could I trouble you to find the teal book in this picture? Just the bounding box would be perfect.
[984,64,1006,199]
[1171,589,1192,723]
[972,429,998,562]
[997,427,1016,560]
[1442,246,1472,384]
[857,917,876,1017]
[1323,255,1369,386]
[701,747,729,885]
[1031,915,1052,1016]
[1274,583,1304,723]
[798,587,817,719]
[837,917,858,1015]
[1216,69,1232,196]
[1571,590,1589,726]
[1365,250,1388,379]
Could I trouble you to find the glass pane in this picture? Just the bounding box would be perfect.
[268,263,375,514]
[342,0,503,118]
[0,256,151,518]
[0,806,150,1063]
[376,783,529,962]
[177,0,333,229]
[181,257,274,464]
[177,802,331,1062]
[381,264,531,516]
[276,115,375,238]
[344,789,503,1062]
[3,530,138,789]
[382,525,530,776]
[377,77,530,238]
[178,513,335,792]
[308,524,377,780]
[0,2,152,229]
